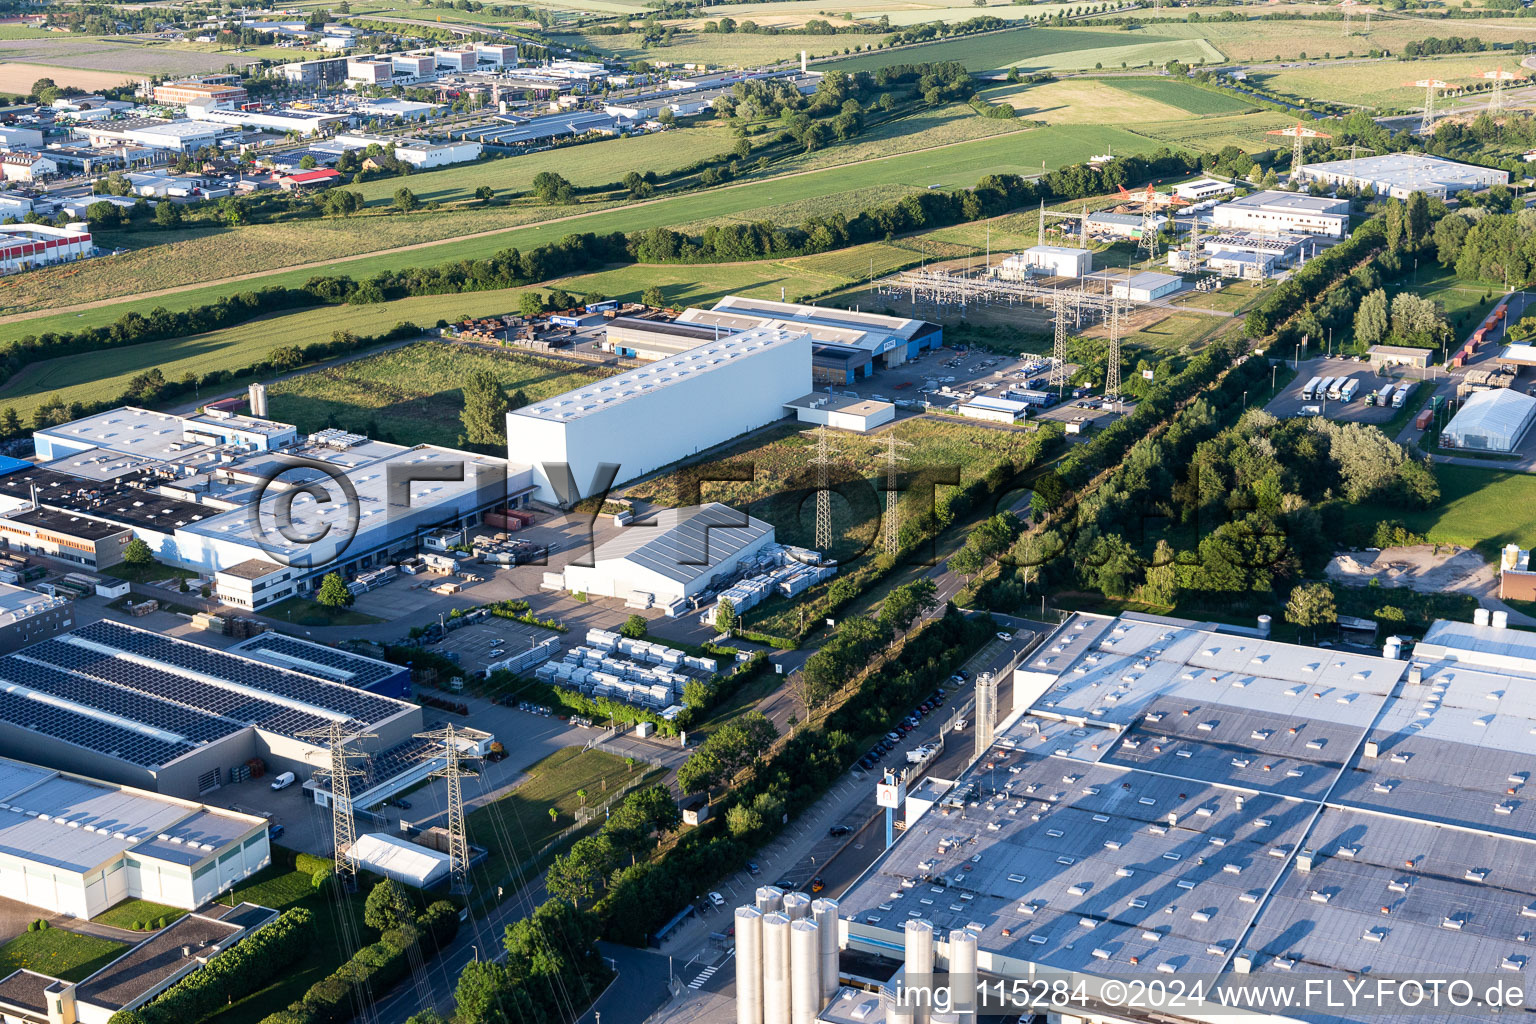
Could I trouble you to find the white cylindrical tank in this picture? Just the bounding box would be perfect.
[790,918,821,1024]
[811,898,840,1001]
[1383,636,1402,661]
[763,912,792,1024]
[1494,610,1510,629]
[1475,607,1491,627]
[905,919,936,1024]
[1256,614,1272,637]
[737,907,765,1024]
[783,891,811,921]
[947,929,978,1022]
[757,885,785,913]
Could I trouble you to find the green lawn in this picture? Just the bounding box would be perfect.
[262,597,386,628]
[1335,465,1536,559]
[203,859,371,1024]
[466,747,654,900]
[98,559,200,585]
[0,928,128,983]
[92,899,186,931]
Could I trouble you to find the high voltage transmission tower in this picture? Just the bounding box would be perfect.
[416,723,479,897]
[1105,298,1124,405]
[1266,121,1332,180]
[299,721,375,882]
[1050,290,1070,395]
[878,433,911,554]
[1482,68,1523,113]
[807,425,837,553]
[1405,78,1449,134]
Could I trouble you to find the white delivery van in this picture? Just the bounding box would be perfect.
[270,771,296,791]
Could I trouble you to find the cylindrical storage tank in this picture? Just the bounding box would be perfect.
[905,919,936,1024]
[757,885,785,913]
[1256,614,1272,637]
[1494,610,1510,629]
[947,929,978,1022]
[737,907,765,1024]
[783,891,811,922]
[1475,607,1491,627]
[1383,636,1401,661]
[763,912,792,1024]
[789,919,821,1024]
[811,898,840,1001]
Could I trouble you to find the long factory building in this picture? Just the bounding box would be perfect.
[0,618,485,808]
[742,609,1536,1024]
[13,405,527,604]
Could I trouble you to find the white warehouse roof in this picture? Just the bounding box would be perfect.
[590,502,773,586]
[1443,388,1536,452]
[514,326,808,423]
[349,832,450,887]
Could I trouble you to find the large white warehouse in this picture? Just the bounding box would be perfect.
[508,326,811,504]
[560,502,775,610]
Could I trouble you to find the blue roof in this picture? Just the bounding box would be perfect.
[0,456,34,478]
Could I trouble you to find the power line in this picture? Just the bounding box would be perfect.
[415,722,480,898]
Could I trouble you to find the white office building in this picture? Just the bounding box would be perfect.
[994,245,1092,280]
[508,326,811,504]
[1299,152,1508,200]
[1212,190,1350,237]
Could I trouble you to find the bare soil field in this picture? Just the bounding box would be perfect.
[0,61,137,92]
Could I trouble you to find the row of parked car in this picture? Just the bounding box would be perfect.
[856,684,952,770]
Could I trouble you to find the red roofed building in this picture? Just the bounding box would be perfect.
[277,168,341,191]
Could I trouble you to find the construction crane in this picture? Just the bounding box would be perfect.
[1405,78,1451,134]
[1481,68,1524,114]
[1265,122,1333,181]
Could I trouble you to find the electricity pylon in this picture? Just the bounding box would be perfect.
[1482,68,1523,113]
[416,723,479,897]
[1050,290,1070,396]
[1266,122,1333,181]
[1105,298,1123,405]
[878,433,912,554]
[1405,78,1450,134]
[299,721,375,881]
[807,425,836,553]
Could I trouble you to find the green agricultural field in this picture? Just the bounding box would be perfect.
[1130,110,1296,152]
[550,28,851,65]
[821,25,1221,73]
[1128,16,1536,64]
[1246,54,1518,108]
[10,123,1164,339]
[347,122,738,205]
[750,102,1030,179]
[983,78,1203,124]
[265,341,616,445]
[1102,76,1255,115]
[0,928,127,983]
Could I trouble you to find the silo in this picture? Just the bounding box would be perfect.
[736,907,764,1024]
[947,929,978,1023]
[756,885,785,913]
[789,918,821,1024]
[811,898,840,1000]
[905,919,936,1024]
[783,891,812,921]
[763,912,792,1024]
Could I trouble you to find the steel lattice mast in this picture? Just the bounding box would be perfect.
[878,433,911,554]
[299,721,375,881]
[416,723,479,897]
[808,425,836,553]
[1050,290,1070,396]
[1482,68,1523,113]
[1405,79,1450,134]
[1265,121,1333,180]
[1105,298,1123,405]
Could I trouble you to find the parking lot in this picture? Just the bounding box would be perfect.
[1265,356,1425,424]
[430,618,567,675]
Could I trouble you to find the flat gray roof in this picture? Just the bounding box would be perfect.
[1221,190,1349,215]
[1301,152,1507,191]
[592,502,772,585]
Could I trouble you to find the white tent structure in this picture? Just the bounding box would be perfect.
[1443,388,1536,452]
[349,833,450,888]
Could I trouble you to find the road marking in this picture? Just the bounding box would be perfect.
[689,964,722,989]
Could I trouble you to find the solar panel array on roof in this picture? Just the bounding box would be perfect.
[75,620,406,724]
[0,654,241,744]
[593,503,772,585]
[228,633,395,688]
[0,685,194,768]
[25,639,331,738]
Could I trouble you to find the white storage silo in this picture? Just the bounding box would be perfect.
[789,918,821,1024]
[811,898,840,1000]
[905,919,936,1024]
[783,891,811,921]
[947,929,978,1022]
[736,907,764,1024]
[763,912,792,1024]
[756,885,784,913]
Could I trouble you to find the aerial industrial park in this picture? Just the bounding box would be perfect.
[5,0,1536,1023]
